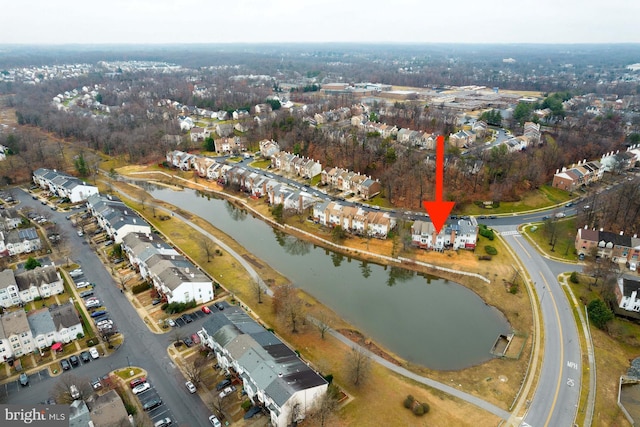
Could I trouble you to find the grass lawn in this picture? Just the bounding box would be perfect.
[522,218,579,262]
[460,185,572,215]
[567,273,640,426]
[249,159,271,169]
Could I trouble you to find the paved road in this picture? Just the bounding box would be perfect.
[496,227,582,427]
[10,190,214,426]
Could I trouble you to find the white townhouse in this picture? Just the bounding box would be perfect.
[3,227,41,256]
[312,201,396,239]
[0,310,34,359]
[32,168,98,203]
[146,253,214,305]
[121,232,180,279]
[27,309,58,350]
[86,194,151,243]
[12,265,64,306]
[50,302,83,343]
[199,306,328,427]
[411,218,479,251]
[615,276,640,313]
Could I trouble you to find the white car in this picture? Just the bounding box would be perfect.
[96,320,113,327]
[85,300,101,308]
[89,347,100,359]
[185,381,196,393]
[208,415,222,427]
[70,269,83,277]
[132,382,151,395]
[218,385,236,399]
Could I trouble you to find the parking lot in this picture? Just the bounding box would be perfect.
[0,369,50,400]
[134,380,176,426]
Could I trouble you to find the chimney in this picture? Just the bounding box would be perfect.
[620,231,624,236]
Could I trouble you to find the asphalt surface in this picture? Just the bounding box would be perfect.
[7,190,215,426]
[495,225,582,427]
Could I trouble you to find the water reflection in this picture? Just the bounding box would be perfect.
[143,183,512,370]
[273,229,311,256]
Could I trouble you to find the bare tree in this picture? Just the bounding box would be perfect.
[211,394,227,421]
[52,374,92,404]
[171,329,185,346]
[346,346,371,387]
[273,284,304,333]
[184,355,206,384]
[199,237,216,262]
[139,192,149,211]
[308,390,339,427]
[251,278,263,304]
[315,312,332,340]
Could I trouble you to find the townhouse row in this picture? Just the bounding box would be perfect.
[199,306,327,427]
[85,193,215,305]
[0,302,83,361]
[0,265,64,309]
[575,227,640,266]
[32,168,99,203]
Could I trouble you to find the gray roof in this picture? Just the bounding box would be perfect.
[27,308,56,337]
[202,306,327,406]
[18,227,39,241]
[14,265,59,291]
[0,268,17,291]
[50,302,81,330]
[1,309,30,336]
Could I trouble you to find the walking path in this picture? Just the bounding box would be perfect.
[326,326,512,421]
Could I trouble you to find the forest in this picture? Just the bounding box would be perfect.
[0,44,639,231]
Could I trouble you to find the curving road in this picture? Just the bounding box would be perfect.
[495,224,582,427]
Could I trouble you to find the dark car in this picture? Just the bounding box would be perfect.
[143,398,163,411]
[19,373,29,386]
[91,310,107,318]
[215,379,231,391]
[542,215,550,221]
[183,337,194,347]
[80,351,91,363]
[152,299,162,306]
[214,302,224,311]
[60,359,71,371]
[244,405,262,419]
[69,355,79,367]
[182,314,193,323]
[112,258,124,264]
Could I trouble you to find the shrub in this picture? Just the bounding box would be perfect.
[323,374,334,384]
[413,404,425,415]
[570,271,579,284]
[132,282,152,294]
[478,225,495,240]
[420,402,430,414]
[404,395,415,409]
[241,400,252,411]
[509,283,519,294]
[485,246,498,255]
[163,299,197,314]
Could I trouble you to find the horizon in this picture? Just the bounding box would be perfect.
[1,0,639,45]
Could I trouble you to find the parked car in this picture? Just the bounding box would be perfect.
[182,314,193,323]
[154,418,173,427]
[77,230,83,237]
[69,269,83,277]
[215,379,231,390]
[79,351,91,363]
[104,240,114,247]
[208,415,222,427]
[183,337,194,347]
[60,359,71,371]
[244,405,262,419]
[166,319,176,327]
[90,310,107,318]
[130,377,147,389]
[89,347,100,359]
[218,385,236,399]
[19,373,29,386]
[214,302,224,311]
[143,398,162,411]
[132,382,151,395]
[79,290,94,298]
[152,299,162,306]
[201,306,211,314]
[70,384,80,400]
[191,333,201,345]
[112,258,124,264]
[90,378,102,390]
[69,355,79,367]
[85,300,101,309]
[185,381,197,394]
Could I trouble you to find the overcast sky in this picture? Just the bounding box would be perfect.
[1,0,639,45]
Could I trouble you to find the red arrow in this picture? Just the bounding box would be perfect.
[422,135,455,234]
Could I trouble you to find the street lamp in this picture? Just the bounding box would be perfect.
[127,355,131,367]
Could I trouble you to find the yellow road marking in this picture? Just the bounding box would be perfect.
[541,274,564,427]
